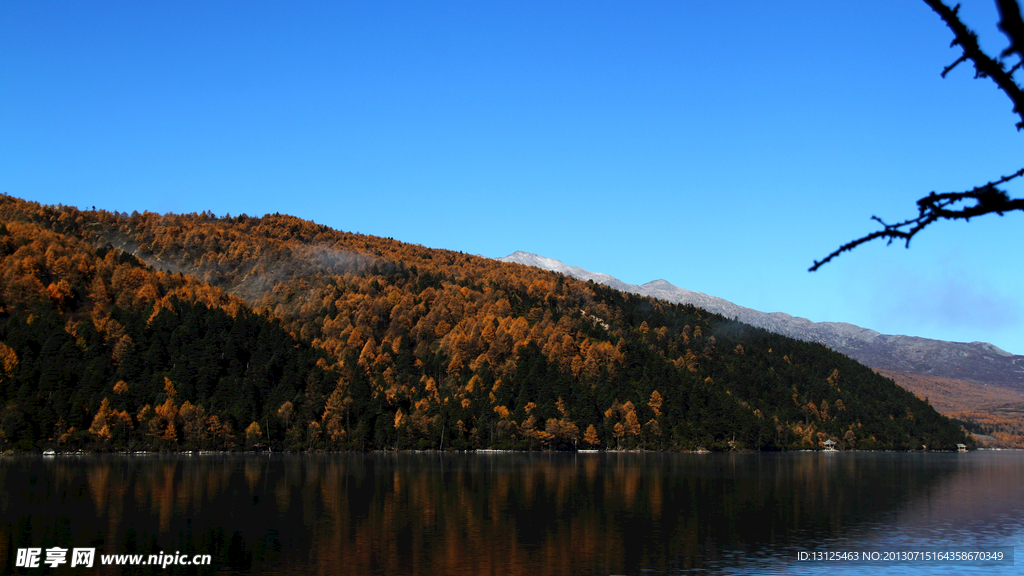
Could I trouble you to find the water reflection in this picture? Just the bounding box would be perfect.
[1,452,1021,575]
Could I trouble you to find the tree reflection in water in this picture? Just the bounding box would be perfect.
[2,452,1021,575]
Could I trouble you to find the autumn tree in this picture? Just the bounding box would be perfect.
[278,400,301,446]
[89,398,132,445]
[153,378,180,444]
[0,343,17,379]
[648,390,663,417]
[306,420,323,449]
[179,401,209,446]
[605,400,641,448]
[322,384,350,445]
[245,421,263,448]
[521,415,542,448]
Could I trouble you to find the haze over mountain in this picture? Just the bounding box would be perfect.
[500,251,1024,392]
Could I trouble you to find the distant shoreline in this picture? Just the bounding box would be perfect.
[4,447,998,457]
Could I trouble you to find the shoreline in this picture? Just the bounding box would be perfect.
[3,447,1002,457]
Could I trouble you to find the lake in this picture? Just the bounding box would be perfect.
[1,451,1020,575]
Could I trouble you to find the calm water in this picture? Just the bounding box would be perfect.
[1,451,1020,575]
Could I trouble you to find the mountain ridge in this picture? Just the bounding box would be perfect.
[0,195,972,452]
[499,251,1024,391]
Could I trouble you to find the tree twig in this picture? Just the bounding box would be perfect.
[924,0,1024,128]
[810,169,1024,271]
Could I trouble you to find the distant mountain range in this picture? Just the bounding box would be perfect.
[499,251,1024,392]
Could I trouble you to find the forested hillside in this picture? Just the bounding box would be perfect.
[0,195,972,451]
[877,369,1024,448]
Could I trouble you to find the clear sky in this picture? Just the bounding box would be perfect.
[3,1,1022,354]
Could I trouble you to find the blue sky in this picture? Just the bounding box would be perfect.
[3,1,1022,354]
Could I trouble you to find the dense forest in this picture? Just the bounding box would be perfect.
[877,369,1024,448]
[0,195,972,452]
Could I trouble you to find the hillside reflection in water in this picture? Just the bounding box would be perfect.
[1,452,1021,575]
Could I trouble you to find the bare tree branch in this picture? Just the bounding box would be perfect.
[810,169,1024,271]
[924,0,1024,128]
[811,1,1024,271]
[997,0,1024,62]
[942,53,971,77]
